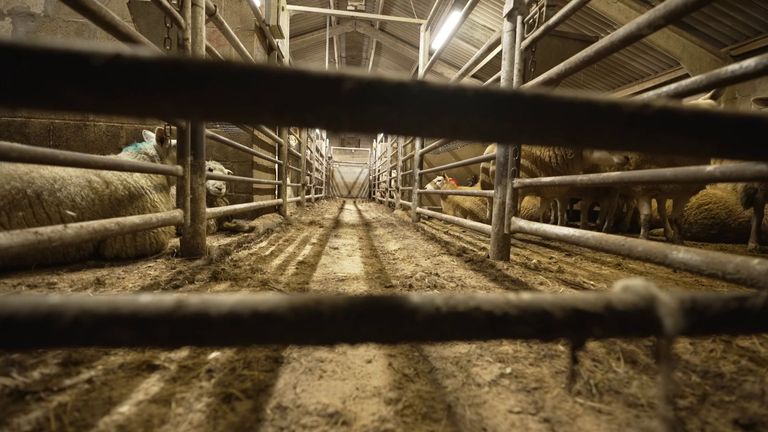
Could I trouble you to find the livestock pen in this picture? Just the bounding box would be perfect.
[2,0,768,431]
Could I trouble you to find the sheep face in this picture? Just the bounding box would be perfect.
[205,160,233,197]
[426,175,447,190]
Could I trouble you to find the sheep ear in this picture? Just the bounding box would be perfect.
[142,129,155,143]
[154,127,169,148]
[226,169,233,175]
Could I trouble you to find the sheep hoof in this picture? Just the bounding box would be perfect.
[747,242,764,253]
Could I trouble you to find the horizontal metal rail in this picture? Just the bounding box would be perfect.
[400,200,412,208]
[0,140,183,177]
[205,131,282,165]
[402,151,414,162]
[419,189,494,197]
[0,210,183,259]
[420,138,451,156]
[288,196,302,203]
[420,153,497,176]
[401,169,413,176]
[256,125,284,147]
[636,52,768,100]
[510,218,768,290]
[288,147,302,158]
[525,0,714,88]
[8,42,768,160]
[416,208,492,235]
[60,0,160,52]
[512,162,768,189]
[288,165,302,172]
[521,0,590,50]
[400,186,413,190]
[206,172,282,185]
[206,199,282,219]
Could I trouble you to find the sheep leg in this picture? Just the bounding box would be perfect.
[620,198,636,233]
[579,198,590,230]
[669,197,689,245]
[600,192,619,233]
[638,196,652,240]
[655,198,673,241]
[748,197,765,252]
[557,198,568,226]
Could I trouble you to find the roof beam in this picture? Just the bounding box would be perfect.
[451,29,501,82]
[291,20,356,51]
[286,5,426,25]
[367,0,386,72]
[354,23,460,78]
[416,0,479,78]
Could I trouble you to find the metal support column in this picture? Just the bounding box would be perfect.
[490,0,523,261]
[180,0,207,258]
[396,136,402,210]
[279,127,289,216]
[504,9,525,234]
[299,128,307,206]
[411,137,423,222]
[385,139,391,209]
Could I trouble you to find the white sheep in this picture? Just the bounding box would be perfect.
[479,143,627,225]
[203,160,254,234]
[0,128,177,269]
[425,174,488,223]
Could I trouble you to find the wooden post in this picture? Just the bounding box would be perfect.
[279,127,289,216]
[490,0,524,261]
[396,136,402,210]
[180,0,207,258]
[300,128,307,206]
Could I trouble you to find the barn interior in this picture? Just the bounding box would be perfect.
[1,0,768,430]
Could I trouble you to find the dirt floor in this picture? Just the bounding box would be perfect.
[0,198,767,431]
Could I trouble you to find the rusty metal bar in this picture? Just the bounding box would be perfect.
[513,162,768,189]
[0,140,182,177]
[525,0,714,88]
[205,130,282,165]
[0,210,183,261]
[422,207,492,235]
[206,199,282,219]
[636,52,768,100]
[520,0,590,50]
[1,290,767,348]
[419,189,494,197]
[206,172,282,185]
[510,218,768,290]
[420,153,497,176]
[60,0,161,51]
[204,0,255,63]
[6,41,768,161]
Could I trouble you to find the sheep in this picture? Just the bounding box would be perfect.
[613,93,721,243]
[479,143,628,226]
[0,128,177,269]
[425,174,489,223]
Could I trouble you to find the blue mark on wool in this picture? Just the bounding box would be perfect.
[122,141,151,153]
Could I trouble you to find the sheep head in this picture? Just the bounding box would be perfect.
[205,160,233,197]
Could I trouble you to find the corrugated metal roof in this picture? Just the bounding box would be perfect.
[289,0,768,93]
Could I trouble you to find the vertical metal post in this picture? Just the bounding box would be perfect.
[418,24,429,80]
[411,137,423,222]
[299,128,307,207]
[504,11,525,234]
[490,0,523,261]
[279,127,289,217]
[324,137,330,198]
[325,16,330,71]
[176,0,192,236]
[180,0,207,258]
[396,136,402,210]
[385,139,391,209]
[311,134,317,203]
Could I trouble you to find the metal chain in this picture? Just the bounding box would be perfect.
[163,9,174,51]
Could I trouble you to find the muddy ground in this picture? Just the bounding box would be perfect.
[0,199,766,431]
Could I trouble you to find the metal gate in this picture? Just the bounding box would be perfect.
[330,147,370,198]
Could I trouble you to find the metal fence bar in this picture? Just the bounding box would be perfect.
[520,0,590,50]
[60,0,161,51]
[0,210,183,259]
[420,153,497,176]
[513,162,768,189]
[0,141,183,177]
[525,0,714,88]
[205,199,282,219]
[419,189,495,197]
[510,218,768,290]
[9,42,768,161]
[206,172,282,185]
[418,208,492,235]
[204,0,254,63]
[2,290,766,348]
[420,138,451,156]
[205,131,282,165]
[636,52,768,100]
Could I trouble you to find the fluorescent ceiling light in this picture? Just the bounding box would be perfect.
[431,10,462,51]
[251,0,261,8]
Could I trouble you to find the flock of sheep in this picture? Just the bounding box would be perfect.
[0,128,251,270]
[424,94,767,252]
